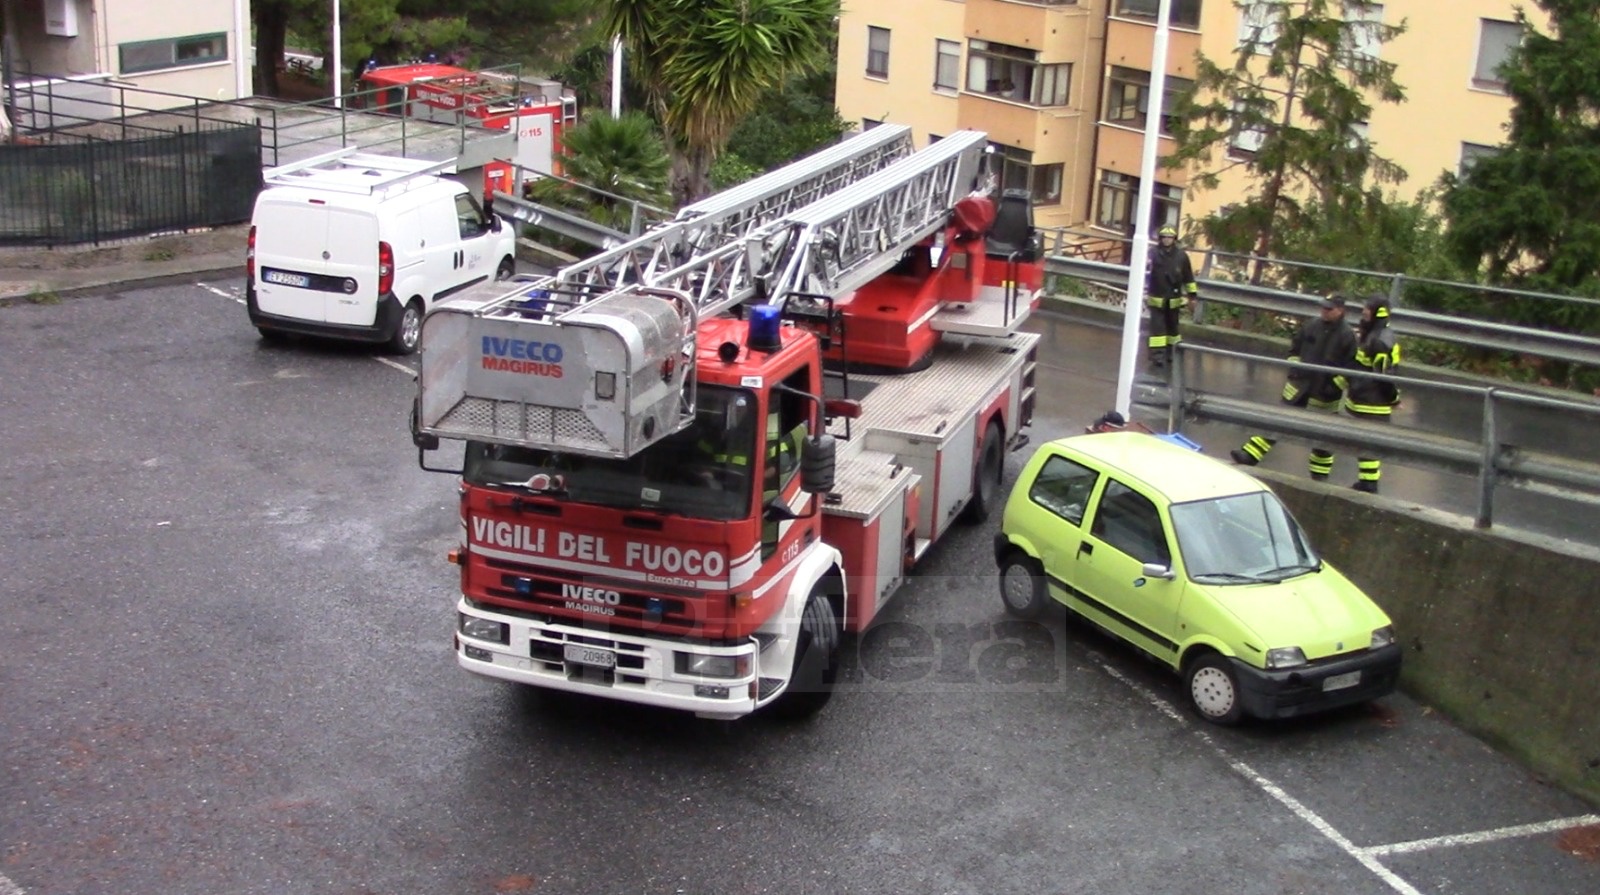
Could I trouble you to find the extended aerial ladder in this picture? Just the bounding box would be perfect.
[415,129,1009,459]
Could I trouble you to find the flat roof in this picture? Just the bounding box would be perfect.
[1050,431,1268,504]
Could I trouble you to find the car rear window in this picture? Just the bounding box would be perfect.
[1029,454,1099,526]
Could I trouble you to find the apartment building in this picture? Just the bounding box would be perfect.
[837,0,1528,240]
[4,0,252,104]
[834,0,1108,229]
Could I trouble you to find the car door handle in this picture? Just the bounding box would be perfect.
[1077,541,1093,557]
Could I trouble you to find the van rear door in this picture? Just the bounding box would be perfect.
[320,207,381,327]
[254,195,335,323]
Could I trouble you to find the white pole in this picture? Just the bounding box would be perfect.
[1115,0,1176,419]
[610,36,623,117]
[234,0,249,97]
[331,0,343,109]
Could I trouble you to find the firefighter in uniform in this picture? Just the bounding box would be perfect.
[1146,225,1198,371]
[1335,295,1402,493]
[1230,294,1358,480]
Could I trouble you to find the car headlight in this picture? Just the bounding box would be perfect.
[459,614,508,644]
[1370,626,1395,649]
[1266,646,1307,669]
[675,652,748,678]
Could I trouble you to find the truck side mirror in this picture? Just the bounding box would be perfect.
[800,434,836,494]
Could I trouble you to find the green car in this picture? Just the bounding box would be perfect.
[994,431,1401,724]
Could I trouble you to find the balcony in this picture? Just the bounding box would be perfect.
[963,0,1093,59]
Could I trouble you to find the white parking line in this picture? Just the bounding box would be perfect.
[1095,659,1428,895]
[372,356,414,375]
[197,282,243,304]
[0,871,26,894]
[1362,814,1600,857]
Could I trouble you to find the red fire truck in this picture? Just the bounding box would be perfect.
[410,125,1045,720]
[354,62,577,179]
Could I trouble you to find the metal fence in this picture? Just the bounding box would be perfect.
[1159,345,1600,530]
[0,124,262,246]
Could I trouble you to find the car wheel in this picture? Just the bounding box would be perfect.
[496,256,515,281]
[997,552,1047,620]
[389,299,423,355]
[768,587,842,721]
[1185,653,1245,725]
[960,421,1005,524]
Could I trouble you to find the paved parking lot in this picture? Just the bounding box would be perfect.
[0,281,1595,895]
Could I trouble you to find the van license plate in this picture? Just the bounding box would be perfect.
[563,644,616,669]
[1323,671,1361,692]
[265,270,311,288]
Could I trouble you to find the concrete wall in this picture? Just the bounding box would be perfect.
[1255,468,1600,807]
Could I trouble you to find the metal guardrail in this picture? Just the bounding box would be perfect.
[1047,254,1600,368]
[1156,344,1600,529]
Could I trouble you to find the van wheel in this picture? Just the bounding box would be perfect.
[496,256,515,281]
[389,300,423,355]
[960,421,1005,524]
[998,552,1048,619]
[768,586,842,721]
[1185,652,1245,726]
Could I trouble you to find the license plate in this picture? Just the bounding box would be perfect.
[563,644,616,669]
[1323,670,1361,692]
[264,270,311,288]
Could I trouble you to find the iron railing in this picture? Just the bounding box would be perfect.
[1158,344,1600,529]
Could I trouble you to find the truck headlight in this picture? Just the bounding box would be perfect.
[1266,646,1307,669]
[459,614,508,644]
[1370,626,1395,649]
[675,652,748,678]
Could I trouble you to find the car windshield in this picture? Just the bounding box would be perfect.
[1168,491,1321,584]
[462,386,758,522]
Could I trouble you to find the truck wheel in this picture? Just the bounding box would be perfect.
[389,299,423,355]
[496,256,515,281]
[960,421,1005,524]
[768,588,841,721]
[998,552,1048,619]
[1185,652,1245,726]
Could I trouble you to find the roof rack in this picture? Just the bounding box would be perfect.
[262,147,457,196]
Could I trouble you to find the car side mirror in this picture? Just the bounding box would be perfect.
[1141,562,1176,581]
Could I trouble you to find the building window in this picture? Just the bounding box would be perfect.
[1459,142,1500,176]
[1228,101,1267,158]
[1095,170,1183,233]
[1236,1,1283,51]
[867,26,891,78]
[991,143,1035,194]
[967,40,1070,106]
[1115,0,1202,30]
[1103,67,1192,136]
[1343,2,1384,64]
[1032,163,1064,206]
[1474,19,1521,92]
[935,39,960,91]
[1346,120,1370,149]
[118,32,229,75]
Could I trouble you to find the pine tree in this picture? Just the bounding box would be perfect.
[1165,0,1407,274]
[1442,0,1600,329]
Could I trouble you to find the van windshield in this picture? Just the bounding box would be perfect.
[462,387,758,522]
[1169,491,1321,584]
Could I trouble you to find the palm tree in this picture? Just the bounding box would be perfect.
[603,0,839,203]
[525,110,671,233]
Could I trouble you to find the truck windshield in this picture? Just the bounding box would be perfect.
[462,387,759,522]
[1169,491,1321,584]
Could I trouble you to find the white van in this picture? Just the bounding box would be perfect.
[246,149,517,354]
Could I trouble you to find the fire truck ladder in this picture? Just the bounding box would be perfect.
[640,129,995,320]
[477,124,915,314]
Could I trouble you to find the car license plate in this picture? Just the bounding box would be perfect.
[1323,670,1361,692]
[563,644,616,669]
[265,270,311,288]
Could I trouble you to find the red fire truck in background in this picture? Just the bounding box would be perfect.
[410,125,1045,720]
[354,62,577,181]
